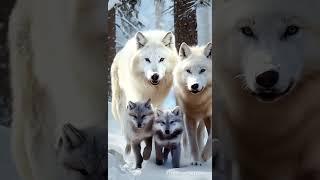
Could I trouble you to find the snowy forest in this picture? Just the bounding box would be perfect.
[106,0,212,100]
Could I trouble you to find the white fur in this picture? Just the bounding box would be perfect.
[111,30,178,133]
[9,0,106,179]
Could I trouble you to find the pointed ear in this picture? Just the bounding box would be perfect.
[204,42,212,59]
[179,42,191,59]
[172,106,182,116]
[57,123,85,150]
[162,32,175,48]
[127,101,136,110]
[136,32,147,49]
[145,98,152,109]
[155,109,163,117]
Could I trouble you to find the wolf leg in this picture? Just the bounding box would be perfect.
[132,142,143,169]
[155,141,164,165]
[143,136,152,160]
[186,117,201,165]
[171,143,181,168]
[202,116,212,161]
[163,147,170,163]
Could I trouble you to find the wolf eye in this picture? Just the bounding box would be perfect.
[240,26,255,38]
[131,115,137,119]
[199,69,206,74]
[282,25,300,39]
[186,69,192,74]
[141,115,146,119]
[145,58,151,63]
[161,122,165,126]
[75,168,89,176]
[170,121,175,124]
[159,58,165,62]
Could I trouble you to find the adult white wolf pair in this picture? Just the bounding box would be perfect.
[110,29,213,166]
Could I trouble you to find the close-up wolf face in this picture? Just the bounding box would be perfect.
[215,0,320,103]
[133,31,176,85]
[153,107,184,136]
[126,99,154,129]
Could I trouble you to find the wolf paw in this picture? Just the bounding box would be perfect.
[201,150,211,162]
[191,161,202,166]
[156,159,164,165]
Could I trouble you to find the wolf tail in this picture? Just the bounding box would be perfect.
[110,58,121,122]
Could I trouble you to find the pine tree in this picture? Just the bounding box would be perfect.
[0,0,15,127]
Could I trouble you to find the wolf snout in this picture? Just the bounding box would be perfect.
[150,73,160,85]
[191,83,199,90]
[151,73,159,81]
[256,70,279,89]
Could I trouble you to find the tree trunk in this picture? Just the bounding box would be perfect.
[0,0,15,127]
[106,7,116,100]
[154,0,165,29]
[174,0,198,50]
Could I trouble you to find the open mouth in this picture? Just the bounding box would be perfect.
[150,80,160,85]
[189,88,204,94]
[251,81,294,102]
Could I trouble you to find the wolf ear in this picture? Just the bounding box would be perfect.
[179,42,191,59]
[145,98,152,109]
[162,32,174,48]
[155,109,163,117]
[172,106,182,116]
[127,101,136,110]
[204,42,212,59]
[136,32,148,49]
[57,123,85,150]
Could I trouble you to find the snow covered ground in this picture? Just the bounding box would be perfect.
[108,90,213,180]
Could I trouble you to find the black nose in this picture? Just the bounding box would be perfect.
[137,123,142,128]
[151,73,159,81]
[191,83,199,90]
[256,70,279,88]
[165,130,170,134]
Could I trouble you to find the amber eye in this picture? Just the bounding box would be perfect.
[240,26,255,38]
[282,25,300,39]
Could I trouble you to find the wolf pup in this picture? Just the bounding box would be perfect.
[124,99,154,169]
[173,42,213,165]
[153,106,184,168]
[56,123,107,180]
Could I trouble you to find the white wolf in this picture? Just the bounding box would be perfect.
[214,0,320,179]
[9,0,106,179]
[173,42,213,165]
[111,30,178,129]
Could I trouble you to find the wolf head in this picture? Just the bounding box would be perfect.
[56,123,107,180]
[131,30,177,86]
[174,42,212,94]
[126,98,154,129]
[153,106,184,136]
[214,0,320,102]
